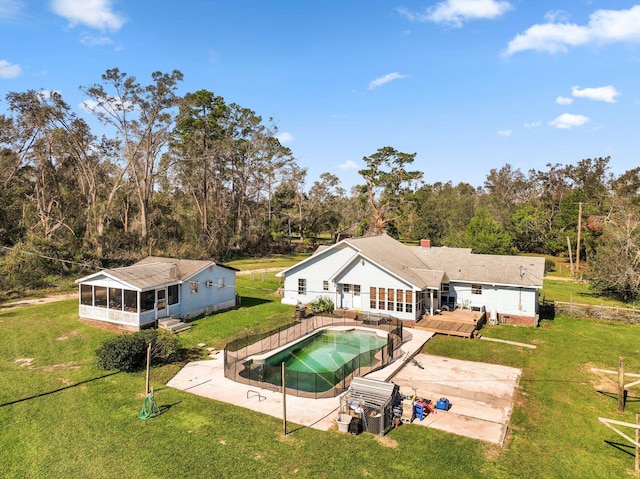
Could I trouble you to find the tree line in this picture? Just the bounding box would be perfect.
[1,69,639,301]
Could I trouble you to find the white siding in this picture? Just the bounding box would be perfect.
[282,246,422,320]
[281,245,357,305]
[451,282,537,318]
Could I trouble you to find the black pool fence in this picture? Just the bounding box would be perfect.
[223,312,408,399]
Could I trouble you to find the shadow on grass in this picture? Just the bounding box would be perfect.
[0,371,121,407]
[596,390,639,405]
[157,401,182,415]
[604,440,636,457]
[238,296,273,308]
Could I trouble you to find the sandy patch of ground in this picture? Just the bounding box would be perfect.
[1,293,76,310]
[14,358,34,367]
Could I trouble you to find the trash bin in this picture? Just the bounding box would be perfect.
[336,413,352,433]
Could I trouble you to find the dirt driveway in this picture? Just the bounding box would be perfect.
[391,354,521,445]
[0,293,76,310]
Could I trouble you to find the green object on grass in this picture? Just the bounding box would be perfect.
[138,393,159,420]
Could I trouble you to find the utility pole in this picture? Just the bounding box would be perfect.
[567,237,574,277]
[576,202,583,274]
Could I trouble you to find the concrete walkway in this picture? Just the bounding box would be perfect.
[167,328,522,445]
[167,328,434,431]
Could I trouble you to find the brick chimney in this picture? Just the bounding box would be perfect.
[420,239,431,248]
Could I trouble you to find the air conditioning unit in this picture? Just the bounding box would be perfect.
[206,280,214,288]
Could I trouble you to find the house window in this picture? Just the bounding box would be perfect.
[378,287,386,310]
[343,284,351,293]
[387,288,394,311]
[81,284,92,306]
[406,290,413,313]
[109,288,123,310]
[298,278,306,295]
[217,277,225,289]
[168,285,179,305]
[94,286,107,308]
[370,287,377,309]
[124,290,137,312]
[190,281,199,294]
[353,285,360,296]
[441,283,450,293]
[141,291,155,312]
[323,280,329,291]
[472,284,482,295]
[396,290,404,312]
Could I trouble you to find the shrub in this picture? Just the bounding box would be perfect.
[545,258,556,273]
[96,330,181,372]
[309,296,334,312]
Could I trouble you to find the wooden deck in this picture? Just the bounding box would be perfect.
[415,309,485,339]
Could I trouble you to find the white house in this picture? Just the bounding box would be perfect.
[276,234,545,325]
[76,256,237,330]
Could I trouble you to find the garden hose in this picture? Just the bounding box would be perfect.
[138,393,159,420]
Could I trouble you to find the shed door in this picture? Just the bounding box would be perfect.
[156,289,167,319]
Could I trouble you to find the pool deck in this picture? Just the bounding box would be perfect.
[166,327,435,431]
[167,326,521,445]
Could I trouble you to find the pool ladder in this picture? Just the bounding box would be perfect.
[247,390,266,402]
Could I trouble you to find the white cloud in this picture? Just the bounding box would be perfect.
[523,121,542,128]
[571,85,621,103]
[0,0,23,18]
[51,0,126,31]
[0,59,22,78]
[544,10,569,23]
[80,96,134,114]
[506,5,640,55]
[399,0,512,27]
[548,113,589,129]
[556,96,573,105]
[36,89,60,99]
[277,132,294,144]
[337,160,359,171]
[80,33,114,46]
[367,72,407,90]
[497,129,512,137]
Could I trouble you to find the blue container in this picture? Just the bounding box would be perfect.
[436,398,450,411]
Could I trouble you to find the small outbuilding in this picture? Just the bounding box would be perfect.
[75,256,237,330]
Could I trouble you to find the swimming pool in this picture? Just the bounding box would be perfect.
[240,329,389,393]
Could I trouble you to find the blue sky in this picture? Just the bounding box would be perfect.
[1,0,639,190]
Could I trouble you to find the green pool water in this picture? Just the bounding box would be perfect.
[241,329,388,393]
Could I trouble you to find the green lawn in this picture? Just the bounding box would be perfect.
[541,279,632,308]
[226,253,311,271]
[1,273,640,478]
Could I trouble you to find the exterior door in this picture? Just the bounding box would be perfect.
[340,285,352,309]
[156,289,167,319]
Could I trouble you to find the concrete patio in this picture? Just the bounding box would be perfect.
[167,328,521,445]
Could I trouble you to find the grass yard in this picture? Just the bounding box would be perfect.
[541,279,632,308]
[226,253,311,271]
[2,272,640,478]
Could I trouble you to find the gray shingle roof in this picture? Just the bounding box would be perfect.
[412,246,545,287]
[280,234,545,290]
[345,234,545,288]
[77,257,216,290]
[344,235,445,289]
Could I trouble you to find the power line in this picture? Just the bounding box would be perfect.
[0,245,101,270]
